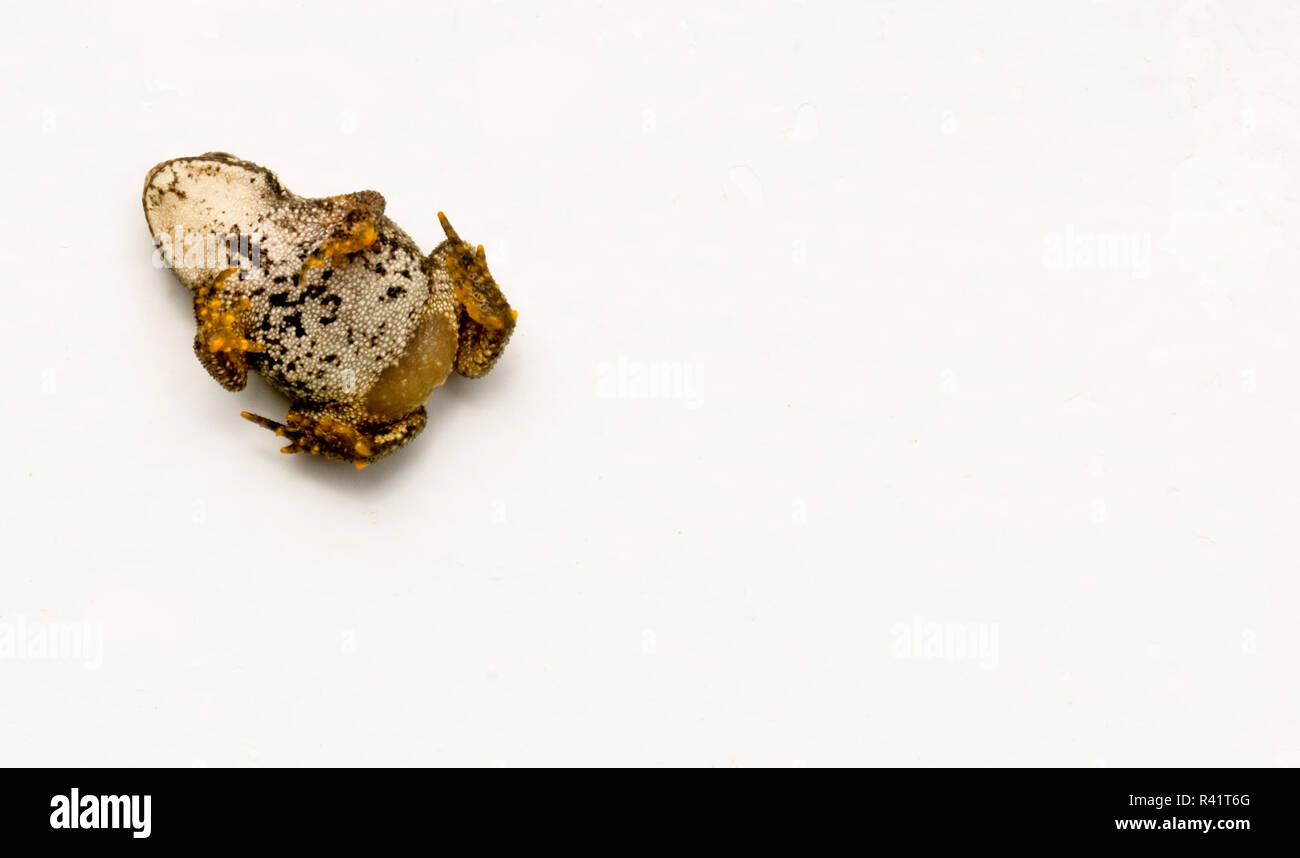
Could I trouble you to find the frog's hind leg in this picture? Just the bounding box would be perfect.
[193,266,264,391]
[432,212,517,379]
[240,406,428,469]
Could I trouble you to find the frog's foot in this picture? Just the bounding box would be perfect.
[240,406,428,469]
[434,212,517,379]
[297,208,380,284]
[194,266,264,391]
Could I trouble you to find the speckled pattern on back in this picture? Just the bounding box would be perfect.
[143,153,447,405]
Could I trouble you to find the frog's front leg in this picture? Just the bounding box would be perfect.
[240,406,428,469]
[433,212,518,379]
[296,203,380,284]
[193,266,264,391]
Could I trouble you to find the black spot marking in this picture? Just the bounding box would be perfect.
[318,293,342,325]
[270,290,309,308]
[282,311,306,338]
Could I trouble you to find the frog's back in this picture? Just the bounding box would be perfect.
[244,212,434,405]
[143,153,435,405]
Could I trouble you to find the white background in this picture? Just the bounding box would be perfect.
[1,1,1297,766]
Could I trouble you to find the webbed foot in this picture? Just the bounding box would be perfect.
[434,212,517,378]
[240,406,428,469]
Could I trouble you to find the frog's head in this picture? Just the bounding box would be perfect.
[143,153,288,288]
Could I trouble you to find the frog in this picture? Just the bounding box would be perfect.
[142,152,516,469]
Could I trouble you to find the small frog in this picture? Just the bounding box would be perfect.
[142,152,516,469]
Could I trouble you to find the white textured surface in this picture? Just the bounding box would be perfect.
[0,1,1297,766]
